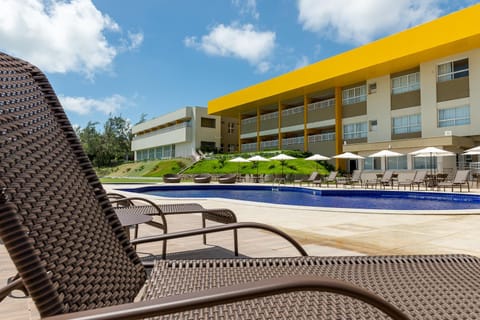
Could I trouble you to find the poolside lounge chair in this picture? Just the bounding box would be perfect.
[362,172,379,189]
[163,173,182,183]
[395,171,416,190]
[313,171,338,188]
[3,52,480,319]
[437,170,471,192]
[410,170,428,190]
[218,174,237,184]
[293,172,319,186]
[366,171,394,189]
[343,170,362,188]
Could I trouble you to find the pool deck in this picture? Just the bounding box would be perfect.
[3,183,480,319]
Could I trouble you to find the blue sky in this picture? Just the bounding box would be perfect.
[0,0,478,129]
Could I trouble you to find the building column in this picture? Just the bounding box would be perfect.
[335,87,345,171]
[278,102,283,150]
[237,113,241,153]
[303,95,309,152]
[256,107,260,152]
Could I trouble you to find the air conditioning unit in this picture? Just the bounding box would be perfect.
[444,130,452,136]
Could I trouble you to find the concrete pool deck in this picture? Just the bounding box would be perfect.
[2,183,480,319]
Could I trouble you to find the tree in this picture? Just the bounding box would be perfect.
[77,115,133,167]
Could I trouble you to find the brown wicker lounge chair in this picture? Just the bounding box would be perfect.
[218,174,237,184]
[312,171,338,187]
[163,173,182,183]
[3,51,480,319]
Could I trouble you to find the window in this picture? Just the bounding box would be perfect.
[343,122,367,140]
[392,114,421,134]
[201,117,216,128]
[369,120,377,132]
[228,144,236,152]
[342,85,366,105]
[200,141,216,152]
[387,155,407,170]
[391,72,420,94]
[368,83,377,94]
[438,105,470,127]
[414,157,436,170]
[227,122,235,134]
[437,58,469,82]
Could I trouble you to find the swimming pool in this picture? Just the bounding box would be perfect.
[121,185,480,211]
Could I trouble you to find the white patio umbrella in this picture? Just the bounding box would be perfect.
[465,145,480,153]
[270,153,296,176]
[228,156,250,175]
[368,150,403,170]
[410,147,455,175]
[333,152,365,160]
[333,152,365,172]
[305,154,330,171]
[246,155,270,176]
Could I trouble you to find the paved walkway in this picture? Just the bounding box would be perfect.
[2,183,480,319]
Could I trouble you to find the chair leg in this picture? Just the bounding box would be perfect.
[202,215,207,245]
[233,229,239,256]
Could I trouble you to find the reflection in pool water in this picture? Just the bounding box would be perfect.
[121,185,480,211]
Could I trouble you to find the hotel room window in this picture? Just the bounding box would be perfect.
[437,58,469,82]
[227,122,235,134]
[438,105,470,127]
[392,114,421,134]
[342,85,366,105]
[343,122,367,140]
[391,72,420,94]
[201,117,216,128]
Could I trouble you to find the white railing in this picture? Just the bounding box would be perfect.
[282,105,304,117]
[260,111,278,121]
[260,139,278,149]
[133,121,190,140]
[241,117,257,125]
[308,98,335,111]
[283,136,304,146]
[241,142,257,152]
[308,132,335,143]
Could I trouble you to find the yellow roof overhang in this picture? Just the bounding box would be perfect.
[208,4,480,117]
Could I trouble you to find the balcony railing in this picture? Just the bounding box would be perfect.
[241,142,257,152]
[283,136,304,146]
[260,139,278,149]
[308,98,335,111]
[241,117,257,125]
[282,106,304,117]
[260,111,278,121]
[133,121,190,140]
[308,132,335,143]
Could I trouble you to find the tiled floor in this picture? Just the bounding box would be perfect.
[2,183,480,319]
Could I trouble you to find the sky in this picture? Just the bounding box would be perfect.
[0,0,478,129]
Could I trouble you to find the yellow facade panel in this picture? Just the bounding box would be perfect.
[209,4,480,116]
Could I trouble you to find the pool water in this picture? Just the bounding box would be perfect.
[121,185,480,211]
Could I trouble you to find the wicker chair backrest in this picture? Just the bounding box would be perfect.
[0,52,146,317]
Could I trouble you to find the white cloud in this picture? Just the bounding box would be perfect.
[185,23,275,73]
[232,0,260,20]
[59,94,127,115]
[297,0,443,44]
[295,55,310,69]
[0,0,143,78]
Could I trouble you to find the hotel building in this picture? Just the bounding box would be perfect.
[131,106,238,161]
[208,5,480,172]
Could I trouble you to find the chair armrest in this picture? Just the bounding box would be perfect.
[42,275,409,320]
[130,221,308,257]
[0,276,25,302]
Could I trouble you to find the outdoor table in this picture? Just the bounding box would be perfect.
[116,211,153,240]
